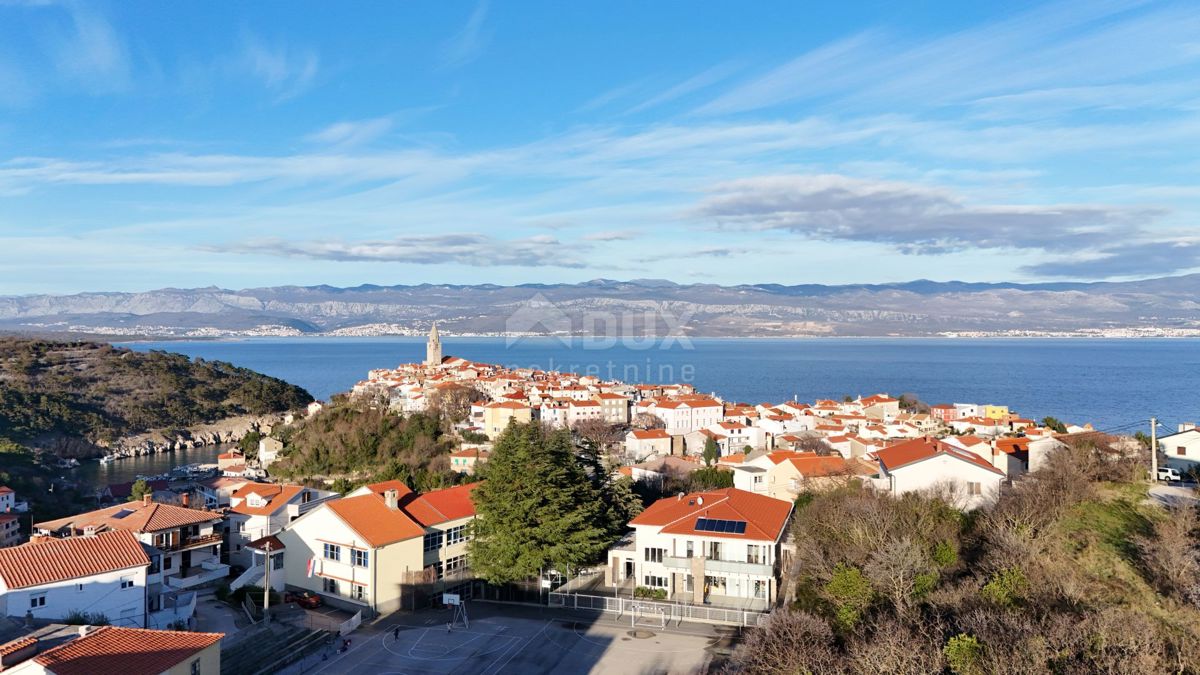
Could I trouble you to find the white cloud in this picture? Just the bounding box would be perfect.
[439,0,489,70]
[304,117,394,147]
[241,31,319,100]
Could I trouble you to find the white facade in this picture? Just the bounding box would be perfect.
[1160,427,1200,473]
[0,565,148,628]
[880,454,1004,510]
[625,524,778,606]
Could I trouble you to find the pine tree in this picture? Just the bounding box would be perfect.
[703,437,720,466]
[469,423,612,584]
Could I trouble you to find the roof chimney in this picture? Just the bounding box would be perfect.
[180,493,190,508]
[383,489,399,510]
[142,494,152,507]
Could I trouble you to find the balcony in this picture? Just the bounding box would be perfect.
[663,556,773,578]
[161,532,223,552]
[165,561,230,590]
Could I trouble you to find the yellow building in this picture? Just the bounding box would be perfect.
[482,401,532,439]
[276,481,479,616]
[984,405,1010,420]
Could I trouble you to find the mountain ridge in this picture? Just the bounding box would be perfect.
[2,275,1198,337]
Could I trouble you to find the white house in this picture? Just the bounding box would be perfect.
[637,397,723,435]
[625,428,673,459]
[226,483,339,569]
[1160,424,1200,473]
[0,530,149,627]
[869,437,1006,510]
[605,488,793,610]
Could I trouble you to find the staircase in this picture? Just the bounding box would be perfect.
[219,623,331,675]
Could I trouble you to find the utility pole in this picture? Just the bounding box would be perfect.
[1150,417,1158,482]
[263,541,271,623]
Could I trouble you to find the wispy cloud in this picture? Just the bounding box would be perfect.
[694,173,1162,254]
[624,62,742,115]
[211,232,588,268]
[439,0,489,70]
[1023,240,1200,278]
[304,117,394,147]
[47,3,129,91]
[241,31,319,100]
[583,229,638,242]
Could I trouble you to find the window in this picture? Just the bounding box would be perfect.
[685,541,694,558]
[708,541,722,561]
[272,552,285,570]
[120,576,134,589]
[163,555,174,570]
[423,530,443,552]
[75,583,84,592]
[322,578,339,595]
[1179,446,1187,456]
[747,545,763,565]
[351,584,367,601]
[445,525,466,545]
[351,549,369,567]
[323,543,341,561]
[967,482,982,496]
[190,659,201,675]
[30,594,46,609]
[684,574,694,592]
[643,575,667,588]
[644,547,665,563]
[236,521,246,532]
[432,561,445,580]
[754,580,767,599]
[445,554,467,575]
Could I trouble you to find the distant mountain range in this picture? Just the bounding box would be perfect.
[2,275,1199,338]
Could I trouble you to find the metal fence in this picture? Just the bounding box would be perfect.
[549,591,770,627]
[338,610,362,636]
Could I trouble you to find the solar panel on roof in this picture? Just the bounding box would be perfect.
[694,517,748,534]
[111,509,134,519]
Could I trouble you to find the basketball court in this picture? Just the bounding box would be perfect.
[306,601,726,674]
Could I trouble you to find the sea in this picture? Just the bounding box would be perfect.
[117,336,1200,433]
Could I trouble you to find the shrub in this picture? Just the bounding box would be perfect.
[824,564,874,631]
[981,567,1028,607]
[913,572,939,598]
[944,633,984,675]
[63,610,110,626]
[932,540,958,568]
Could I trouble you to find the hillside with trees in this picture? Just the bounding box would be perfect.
[724,440,1200,674]
[0,337,312,457]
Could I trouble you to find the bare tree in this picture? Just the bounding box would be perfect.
[631,412,666,430]
[846,615,945,675]
[1136,502,1200,601]
[864,536,932,615]
[572,419,624,454]
[724,608,838,675]
[427,384,487,427]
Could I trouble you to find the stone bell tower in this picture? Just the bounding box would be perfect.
[425,322,442,366]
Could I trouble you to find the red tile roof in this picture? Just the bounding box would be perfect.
[631,429,670,440]
[32,627,223,675]
[360,480,415,500]
[873,437,1004,475]
[229,484,304,516]
[786,455,871,478]
[630,488,792,542]
[0,531,149,589]
[400,483,480,527]
[325,494,426,548]
[35,501,221,536]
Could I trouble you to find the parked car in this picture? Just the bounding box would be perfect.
[1157,466,1182,482]
[285,591,322,609]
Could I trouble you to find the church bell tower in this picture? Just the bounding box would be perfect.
[425,322,442,366]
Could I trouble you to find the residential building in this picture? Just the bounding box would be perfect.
[638,397,723,436]
[929,404,958,423]
[592,392,630,424]
[0,531,149,627]
[449,448,490,475]
[983,405,1010,420]
[859,395,900,421]
[34,497,227,599]
[606,488,792,610]
[762,455,873,502]
[1160,424,1200,473]
[257,437,284,471]
[482,401,532,439]
[625,429,672,459]
[2,626,222,675]
[276,481,479,616]
[869,437,1006,510]
[226,483,338,569]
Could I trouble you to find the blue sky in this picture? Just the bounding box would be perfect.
[1,0,1199,294]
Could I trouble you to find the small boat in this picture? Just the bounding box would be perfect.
[98,455,117,464]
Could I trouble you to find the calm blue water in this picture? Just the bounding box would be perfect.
[120,337,1199,431]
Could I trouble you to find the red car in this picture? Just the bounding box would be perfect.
[285,591,323,609]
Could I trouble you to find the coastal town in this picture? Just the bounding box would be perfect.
[0,327,1193,673]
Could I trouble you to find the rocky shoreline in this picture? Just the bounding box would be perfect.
[95,414,284,459]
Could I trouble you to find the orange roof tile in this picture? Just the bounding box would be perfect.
[631,429,670,440]
[401,483,480,527]
[36,501,221,535]
[229,483,304,516]
[325,494,426,547]
[630,488,792,542]
[0,531,149,589]
[32,627,223,675]
[874,437,1004,475]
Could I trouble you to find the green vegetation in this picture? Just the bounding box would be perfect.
[634,586,668,600]
[0,337,311,455]
[128,478,151,503]
[270,400,459,492]
[469,422,638,585]
[726,440,1200,673]
[1041,416,1068,433]
[63,610,110,626]
[702,437,719,466]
